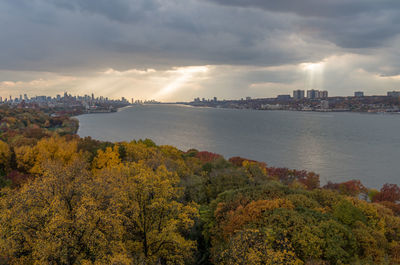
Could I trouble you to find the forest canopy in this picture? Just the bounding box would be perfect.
[0,107,400,264]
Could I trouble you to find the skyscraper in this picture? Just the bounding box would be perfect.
[307,90,319,99]
[293,90,305,100]
[354,91,364,97]
[320,91,328,98]
[307,90,328,99]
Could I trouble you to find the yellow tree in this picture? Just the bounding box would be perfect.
[0,140,11,172]
[14,136,82,175]
[99,162,199,264]
[14,144,36,172]
[0,160,125,264]
[121,141,158,163]
[91,146,122,173]
[214,229,303,265]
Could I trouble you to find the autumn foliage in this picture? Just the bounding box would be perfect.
[373,183,400,203]
[195,151,222,163]
[0,107,399,264]
[324,180,368,196]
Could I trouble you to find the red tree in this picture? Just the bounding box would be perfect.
[373,183,400,203]
[324,180,367,196]
[6,170,31,188]
[195,151,222,163]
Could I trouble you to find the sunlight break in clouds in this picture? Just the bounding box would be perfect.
[154,66,209,101]
[301,62,325,90]
[63,66,211,101]
[0,66,210,101]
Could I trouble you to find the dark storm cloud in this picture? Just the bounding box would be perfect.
[1,0,323,72]
[206,0,400,18]
[0,0,400,86]
[303,10,400,49]
[47,0,158,23]
[207,0,400,49]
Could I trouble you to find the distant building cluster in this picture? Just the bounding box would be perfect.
[0,92,129,105]
[190,89,400,113]
[292,89,328,100]
[0,92,131,113]
[193,97,218,103]
[131,99,159,104]
[306,90,328,99]
[387,91,400,97]
[276,95,291,101]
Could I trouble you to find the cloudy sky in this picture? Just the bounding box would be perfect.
[1,0,400,101]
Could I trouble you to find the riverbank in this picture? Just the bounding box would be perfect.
[181,94,400,114]
[181,102,400,115]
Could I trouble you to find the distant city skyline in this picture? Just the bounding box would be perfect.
[1,1,400,101]
[2,88,400,104]
[191,89,400,102]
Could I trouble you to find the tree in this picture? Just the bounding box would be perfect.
[333,199,367,226]
[14,136,82,175]
[373,183,400,203]
[352,221,386,263]
[0,160,199,264]
[324,180,367,197]
[217,199,294,237]
[196,151,222,163]
[214,229,302,265]
[92,146,122,172]
[104,163,199,264]
[0,160,124,264]
[317,220,357,264]
[0,140,10,173]
[121,141,159,163]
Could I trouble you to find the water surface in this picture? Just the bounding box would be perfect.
[77,104,400,187]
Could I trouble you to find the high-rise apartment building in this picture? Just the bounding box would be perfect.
[354,91,364,97]
[293,90,305,100]
[320,90,328,98]
[307,89,328,99]
[307,89,319,99]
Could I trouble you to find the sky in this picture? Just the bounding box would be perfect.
[0,0,400,102]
